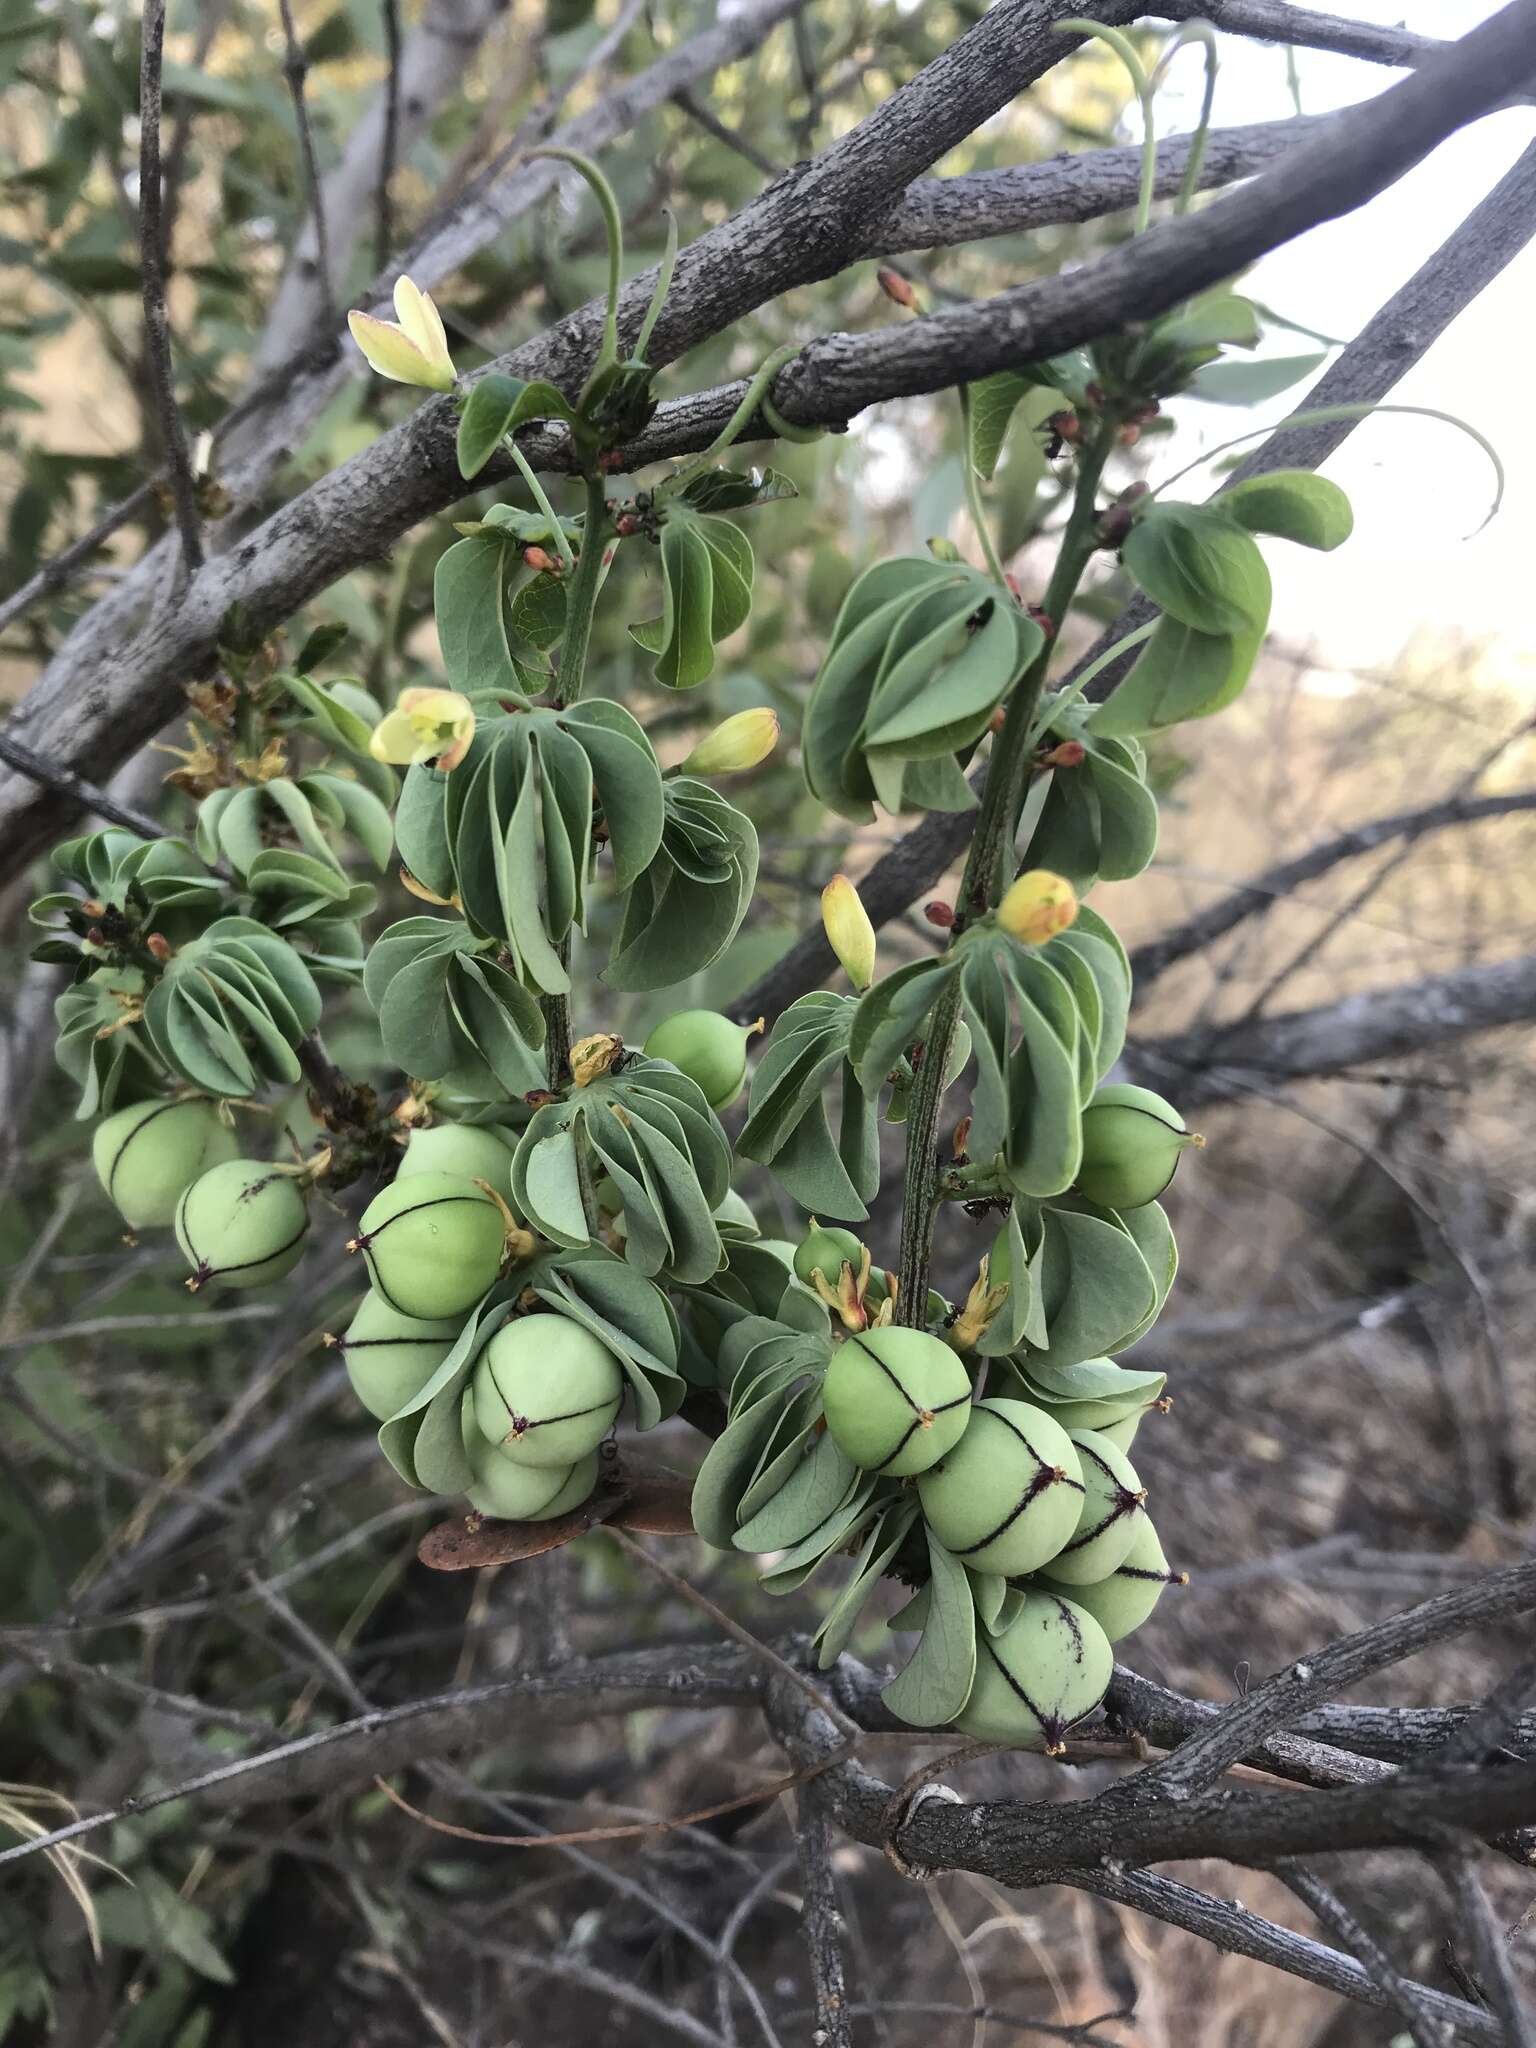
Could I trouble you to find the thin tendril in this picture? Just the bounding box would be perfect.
[634,207,678,363]
[526,147,624,371]
[1060,20,1156,233]
[506,441,575,570]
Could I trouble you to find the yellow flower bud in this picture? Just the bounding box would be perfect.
[348,276,456,392]
[822,872,876,992]
[369,687,476,771]
[998,869,1078,946]
[679,708,779,777]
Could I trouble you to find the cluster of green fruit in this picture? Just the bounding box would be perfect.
[688,1057,1195,1754]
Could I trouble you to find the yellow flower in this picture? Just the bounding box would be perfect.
[822,872,876,992]
[680,708,780,776]
[369,687,476,771]
[998,869,1077,946]
[347,277,456,392]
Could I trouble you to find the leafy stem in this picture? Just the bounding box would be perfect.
[893,412,1120,1325]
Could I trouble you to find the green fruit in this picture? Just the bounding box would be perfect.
[1075,1084,1198,1209]
[471,1314,624,1468]
[1038,1517,1182,1643]
[336,1291,462,1421]
[917,1399,1085,1576]
[644,1009,759,1110]
[955,1591,1113,1750]
[821,1327,971,1476]
[93,1096,237,1229]
[353,1171,507,1319]
[1044,1429,1147,1585]
[793,1221,863,1290]
[466,1436,600,1522]
[398,1123,515,1193]
[175,1159,309,1292]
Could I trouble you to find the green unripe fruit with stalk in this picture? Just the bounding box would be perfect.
[821,1327,971,1476]
[643,1009,764,1110]
[955,1591,1113,1751]
[916,1399,1085,1576]
[398,1123,515,1194]
[1075,1083,1200,1210]
[464,1429,600,1522]
[470,1314,624,1468]
[334,1291,462,1421]
[1045,1428,1147,1585]
[1038,1516,1184,1643]
[93,1096,236,1229]
[793,1221,864,1290]
[175,1159,309,1292]
[351,1172,509,1320]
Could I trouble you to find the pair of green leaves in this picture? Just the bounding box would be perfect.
[1017,701,1158,891]
[607,775,759,991]
[990,1194,1176,1373]
[736,991,880,1222]
[455,372,580,482]
[31,829,226,969]
[849,907,1130,1201]
[196,772,389,930]
[363,916,548,1099]
[803,557,1045,821]
[53,967,160,1118]
[630,501,754,690]
[511,1058,732,1286]
[397,700,663,993]
[434,532,567,700]
[1008,1352,1167,1430]
[1094,473,1351,736]
[141,916,321,1098]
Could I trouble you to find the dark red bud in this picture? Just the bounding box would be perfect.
[615,514,641,537]
[924,900,956,928]
[1129,399,1161,424]
[598,450,627,472]
[1026,603,1055,638]
[1084,382,1107,407]
[1047,410,1080,445]
[1042,739,1086,769]
[145,932,172,961]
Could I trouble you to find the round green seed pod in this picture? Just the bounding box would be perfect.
[954,1591,1113,1751]
[1037,1516,1183,1643]
[917,1399,1085,1576]
[1044,1429,1147,1585]
[175,1159,309,1292]
[398,1123,515,1193]
[793,1221,864,1290]
[643,1009,760,1109]
[821,1327,972,1476]
[335,1291,463,1421]
[1075,1083,1198,1209]
[93,1096,237,1229]
[353,1171,507,1320]
[465,1436,600,1522]
[470,1314,624,1468]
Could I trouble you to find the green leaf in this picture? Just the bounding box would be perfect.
[881,1530,977,1728]
[435,535,536,698]
[967,371,1035,481]
[1223,470,1353,550]
[1150,292,1261,353]
[1121,502,1271,637]
[677,465,799,513]
[734,1427,855,1552]
[1091,610,1261,736]
[457,374,528,479]
[1188,351,1326,405]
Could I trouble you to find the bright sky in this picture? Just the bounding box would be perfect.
[1153,0,1536,684]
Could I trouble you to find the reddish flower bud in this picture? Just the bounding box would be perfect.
[924,899,956,928]
[598,449,627,472]
[877,267,919,311]
[1041,739,1086,769]
[615,513,641,538]
[1026,604,1055,638]
[952,1114,972,1161]
[1129,399,1161,424]
[145,932,172,962]
[1084,381,1107,408]
[1119,424,1141,447]
[1047,410,1080,445]
[523,546,559,574]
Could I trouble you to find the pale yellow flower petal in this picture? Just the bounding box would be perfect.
[348,310,434,387]
[822,872,876,992]
[998,869,1077,946]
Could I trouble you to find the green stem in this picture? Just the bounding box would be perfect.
[959,386,1010,589]
[528,148,623,372]
[555,472,611,704]
[702,344,800,462]
[893,416,1119,1325]
[506,440,576,569]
